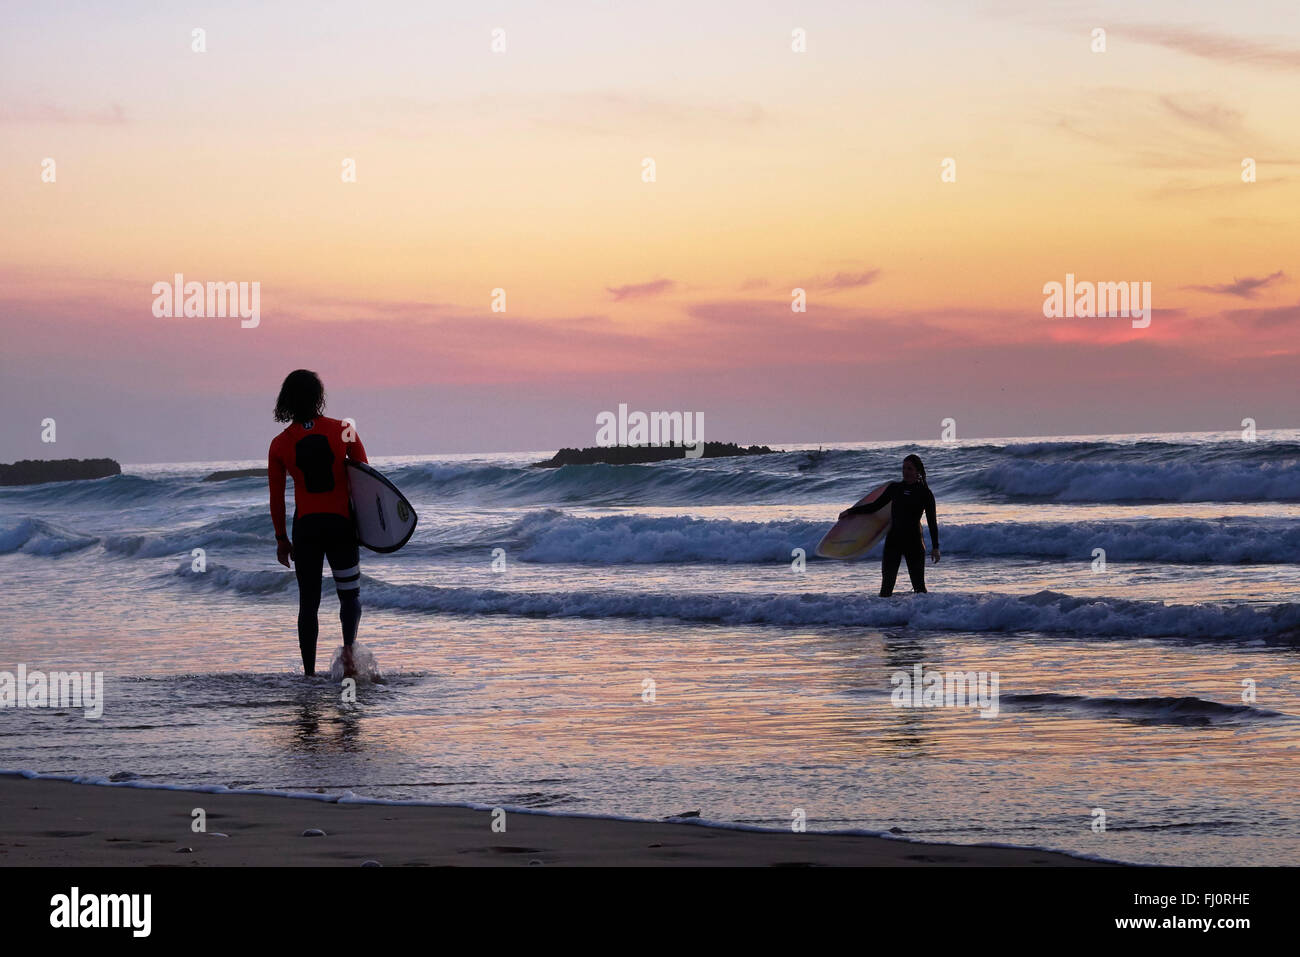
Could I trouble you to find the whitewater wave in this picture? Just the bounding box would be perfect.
[939,517,1300,564]
[504,510,817,563]
[481,512,1300,565]
[101,512,268,558]
[965,460,1300,503]
[0,513,269,559]
[0,517,97,556]
[7,506,1300,567]
[173,563,1300,641]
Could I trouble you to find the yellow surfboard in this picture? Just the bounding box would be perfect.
[815,482,893,559]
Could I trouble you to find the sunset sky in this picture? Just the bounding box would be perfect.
[2,0,1298,462]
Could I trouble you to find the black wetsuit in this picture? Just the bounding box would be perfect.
[291,510,361,674]
[847,481,938,596]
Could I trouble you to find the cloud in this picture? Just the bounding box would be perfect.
[1157,95,1244,136]
[1185,271,1287,299]
[605,278,676,301]
[6,287,1298,461]
[815,269,880,291]
[1125,24,1300,73]
[1223,301,1300,331]
[1044,89,1275,171]
[735,272,880,294]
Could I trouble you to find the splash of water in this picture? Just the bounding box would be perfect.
[329,641,383,682]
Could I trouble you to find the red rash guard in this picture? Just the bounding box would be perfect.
[268,416,368,540]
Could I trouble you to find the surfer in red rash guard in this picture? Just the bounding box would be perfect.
[268,370,368,677]
[839,454,940,596]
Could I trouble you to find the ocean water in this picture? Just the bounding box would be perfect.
[3,431,1299,866]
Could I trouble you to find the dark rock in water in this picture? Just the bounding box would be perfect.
[0,458,120,486]
[664,810,701,820]
[534,442,773,468]
[301,828,327,837]
[202,467,268,482]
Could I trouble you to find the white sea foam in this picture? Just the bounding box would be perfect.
[329,641,382,682]
[175,562,1300,641]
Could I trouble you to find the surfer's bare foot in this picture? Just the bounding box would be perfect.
[341,645,357,678]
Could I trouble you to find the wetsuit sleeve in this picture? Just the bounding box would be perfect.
[346,428,368,464]
[846,483,894,516]
[925,487,939,548]
[268,441,288,540]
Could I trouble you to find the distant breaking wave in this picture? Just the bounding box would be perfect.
[173,563,1300,641]
[6,511,1300,565]
[965,460,1300,503]
[390,453,1300,505]
[0,517,98,556]
[0,515,267,559]
[2,439,1299,506]
[489,511,1300,565]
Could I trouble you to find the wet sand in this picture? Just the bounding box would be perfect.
[0,776,1115,866]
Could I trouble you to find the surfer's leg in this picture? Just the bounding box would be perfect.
[335,585,361,647]
[325,515,361,647]
[292,517,325,675]
[336,588,361,647]
[880,537,902,597]
[904,539,927,593]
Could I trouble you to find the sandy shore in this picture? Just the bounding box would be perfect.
[0,776,1114,866]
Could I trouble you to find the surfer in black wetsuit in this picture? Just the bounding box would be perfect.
[839,454,940,596]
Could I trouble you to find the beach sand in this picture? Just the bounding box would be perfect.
[0,777,1113,866]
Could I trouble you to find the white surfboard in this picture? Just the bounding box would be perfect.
[346,460,418,553]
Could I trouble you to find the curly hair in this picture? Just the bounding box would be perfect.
[273,370,326,423]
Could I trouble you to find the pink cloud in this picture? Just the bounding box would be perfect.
[605,279,676,301]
